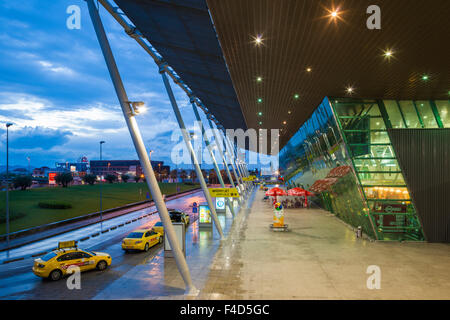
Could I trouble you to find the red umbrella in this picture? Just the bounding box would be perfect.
[287,187,307,196]
[265,187,287,203]
[287,187,314,207]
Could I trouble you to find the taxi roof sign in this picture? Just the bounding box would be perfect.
[58,240,77,249]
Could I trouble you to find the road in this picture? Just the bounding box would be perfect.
[0,190,210,299]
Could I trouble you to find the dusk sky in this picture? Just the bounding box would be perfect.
[0,1,273,170]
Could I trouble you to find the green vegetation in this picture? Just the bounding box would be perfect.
[38,201,72,209]
[0,182,199,234]
[55,172,73,187]
[13,175,33,190]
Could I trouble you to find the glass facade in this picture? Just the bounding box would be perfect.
[280,96,450,241]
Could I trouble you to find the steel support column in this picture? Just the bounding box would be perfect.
[159,70,224,240]
[221,130,246,190]
[191,100,236,217]
[86,0,197,295]
[206,118,242,201]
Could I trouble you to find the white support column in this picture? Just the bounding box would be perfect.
[86,0,197,295]
[206,117,242,202]
[191,100,236,217]
[220,128,246,191]
[159,69,224,240]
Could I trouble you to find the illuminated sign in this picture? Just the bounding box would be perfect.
[58,240,77,249]
[215,197,226,211]
[199,205,211,224]
[209,188,240,198]
[48,172,57,185]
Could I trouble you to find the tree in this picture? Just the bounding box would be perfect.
[170,170,178,181]
[161,168,168,181]
[134,175,140,183]
[121,174,130,183]
[82,174,97,185]
[13,175,32,191]
[190,169,197,182]
[55,172,73,188]
[179,170,187,182]
[105,174,117,184]
[209,169,217,184]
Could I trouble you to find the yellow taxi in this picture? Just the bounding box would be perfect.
[32,241,112,281]
[168,209,190,226]
[152,221,164,236]
[121,228,163,252]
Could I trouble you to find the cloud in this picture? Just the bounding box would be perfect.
[9,126,72,150]
[37,60,75,76]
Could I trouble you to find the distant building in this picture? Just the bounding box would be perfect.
[56,156,89,173]
[89,160,169,177]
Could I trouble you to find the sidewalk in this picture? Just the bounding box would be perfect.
[193,189,450,299]
[0,188,200,252]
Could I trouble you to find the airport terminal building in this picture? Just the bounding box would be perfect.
[280,98,450,242]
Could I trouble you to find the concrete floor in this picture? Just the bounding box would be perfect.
[195,189,450,300]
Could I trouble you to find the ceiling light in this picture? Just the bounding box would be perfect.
[346,86,354,94]
[254,35,263,46]
[294,94,299,99]
[257,98,263,103]
[283,121,287,125]
[288,110,291,114]
[422,75,429,81]
[257,76,262,82]
[306,67,312,72]
[258,112,262,116]
[259,121,262,125]
[383,49,394,59]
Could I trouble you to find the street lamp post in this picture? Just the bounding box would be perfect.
[5,123,13,249]
[99,141,105,225]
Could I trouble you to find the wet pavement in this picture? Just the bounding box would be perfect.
[0,189,208,299]
[2,186,448,300]
[194,189,450,300]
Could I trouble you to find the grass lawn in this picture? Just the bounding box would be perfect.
[0,182,199,234]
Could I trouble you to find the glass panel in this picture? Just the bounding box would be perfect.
[416,101,438,128]
[369,117,386,130]
[399,100,421,128]
[363,187,410,200]
[384,100,405,128]
[359,172,406,186]
[435,100,450,128]
[334,102,380,117]
[353,145,395,159]
[369,131,390,143]
[354,158,401,172]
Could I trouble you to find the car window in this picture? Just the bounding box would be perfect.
[70,252,84,260]
[155,222,163,226]
[79,252,92,258]
[127,232,144,238]
[145,231,151,237]
[41,252,57,262]
[150,231,157,235]
[57,253,75,261]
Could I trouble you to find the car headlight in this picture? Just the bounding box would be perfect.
[135,241,142,244]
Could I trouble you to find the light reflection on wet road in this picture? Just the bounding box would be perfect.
[0,190,210,299]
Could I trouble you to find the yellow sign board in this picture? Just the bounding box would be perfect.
[243,175,257,181]
[209,188,240,198]
[58,240,77,249]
